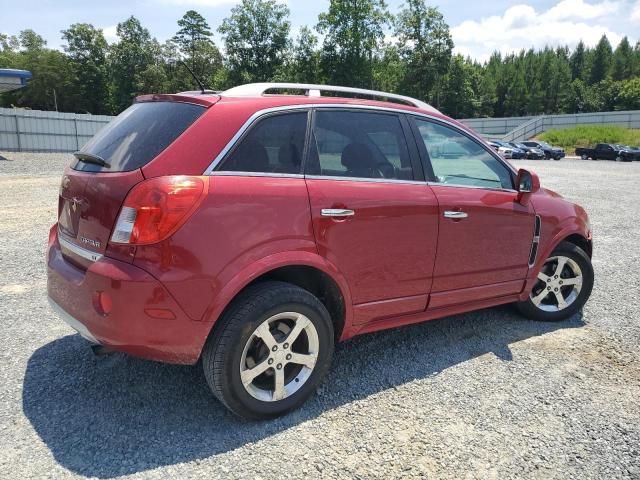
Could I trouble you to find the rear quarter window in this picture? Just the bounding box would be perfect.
[73,101,205,172]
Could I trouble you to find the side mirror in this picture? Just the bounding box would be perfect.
[516,168,540,195]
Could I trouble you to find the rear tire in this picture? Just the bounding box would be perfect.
[581,154,587,160]
[202,281,334,420]
[516,242,593,322]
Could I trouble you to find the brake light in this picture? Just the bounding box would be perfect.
[110,176,207,245]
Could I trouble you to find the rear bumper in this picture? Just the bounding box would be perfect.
[46,226,211,364]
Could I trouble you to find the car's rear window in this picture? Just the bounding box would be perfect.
[72,101,205,172]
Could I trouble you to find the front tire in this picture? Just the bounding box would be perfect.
[516,242,594,322]
[202,281,334,420]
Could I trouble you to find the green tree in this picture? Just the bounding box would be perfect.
[61,23,109,114]
[219,0,290,85]
[616,77,640,110]
[109,16,160,112]
[441,54,476,118]
[172,10,222,88]
[19,29,46,51]
[610,36,633,81]
[317,0,389,87]
[477,52,500,117]
[503,53,528,116]
[7,31,75,111]
[569,40,587,81]
[277,26,321,82]
[394,0,453,106]
[372,44,404,93]
[589,35,612,84]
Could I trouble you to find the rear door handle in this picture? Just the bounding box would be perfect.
[321,208,355,217]
[443,211,468,219]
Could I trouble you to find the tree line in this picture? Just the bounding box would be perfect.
[1,0,639,118]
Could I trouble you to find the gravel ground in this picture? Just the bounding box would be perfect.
[1,152,639,479]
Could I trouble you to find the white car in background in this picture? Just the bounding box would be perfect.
[487,140,514,159]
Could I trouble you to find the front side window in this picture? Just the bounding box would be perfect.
[307,110,414,180]
[219,112,307,174]
[414,119,513,189]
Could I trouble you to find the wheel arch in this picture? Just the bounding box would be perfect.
[197,252,353,360]
[562,233,592,258]
[521,225,592,301]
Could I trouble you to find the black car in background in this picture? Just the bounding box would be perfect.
[507,142,545,160]
[575,143,640,161]
[521,140,565,160]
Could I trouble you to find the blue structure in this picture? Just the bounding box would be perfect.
[0,69,32,93]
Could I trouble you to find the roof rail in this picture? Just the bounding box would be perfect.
[222,82,439,113]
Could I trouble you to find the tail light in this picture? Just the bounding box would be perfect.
[110,176,208,245]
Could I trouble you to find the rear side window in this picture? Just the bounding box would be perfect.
[73,102,205,172]
[218,112,308,174]
[307,110,414,180]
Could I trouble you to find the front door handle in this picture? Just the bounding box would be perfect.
[443,210,468,219]
[321,208,355,217]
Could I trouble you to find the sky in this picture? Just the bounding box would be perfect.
[1,0,639,62]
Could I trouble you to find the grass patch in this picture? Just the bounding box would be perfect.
[539,125,640,154]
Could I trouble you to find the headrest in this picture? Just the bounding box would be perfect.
[341,143,375,171]
[232,139,269,171]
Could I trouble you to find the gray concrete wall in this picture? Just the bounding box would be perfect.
[0,108,113,152]
[1,107,639,152]
[459,110,640,140]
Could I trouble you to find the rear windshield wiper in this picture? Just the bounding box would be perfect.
[73,151,111,168]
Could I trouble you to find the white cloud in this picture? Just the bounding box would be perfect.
[162,0,239,5]
[632,0,640,22]
[101,25,118,43]
[451,0,627,62]
[159,0,288,7]
[542,0,619,21]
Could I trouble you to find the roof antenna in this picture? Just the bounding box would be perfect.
[179,60,208,94]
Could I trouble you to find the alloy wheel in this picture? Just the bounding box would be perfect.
[530,255,583,312]
[240,312,319,402]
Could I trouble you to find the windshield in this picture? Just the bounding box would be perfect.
[73,101,205,172]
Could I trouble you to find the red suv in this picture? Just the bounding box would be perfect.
[47,83,594,419]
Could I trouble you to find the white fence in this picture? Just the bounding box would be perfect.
[1,107,639,153]
[460,110,640,140]
[0,108,113,153]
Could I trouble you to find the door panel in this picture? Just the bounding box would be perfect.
[430,185,534,296]
[306,179,439,312]
[408,115,535,307]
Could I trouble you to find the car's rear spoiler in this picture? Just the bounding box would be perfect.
[134,93,220,108]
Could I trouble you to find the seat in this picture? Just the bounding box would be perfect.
[275,143,301,173]
[340,143,381,178]
[229,139,270,172]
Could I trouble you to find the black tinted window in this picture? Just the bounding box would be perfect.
[219,112,307,174]
[73,101,205,172]
[308,110,414,180]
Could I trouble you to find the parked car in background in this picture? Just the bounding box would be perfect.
[487,140,515,159]
[47,83,594,419]
[490,140,526,159]
[521,140,565,160]
[508,142,545,160]
[614,145,640,161]
[575,143,640,161]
